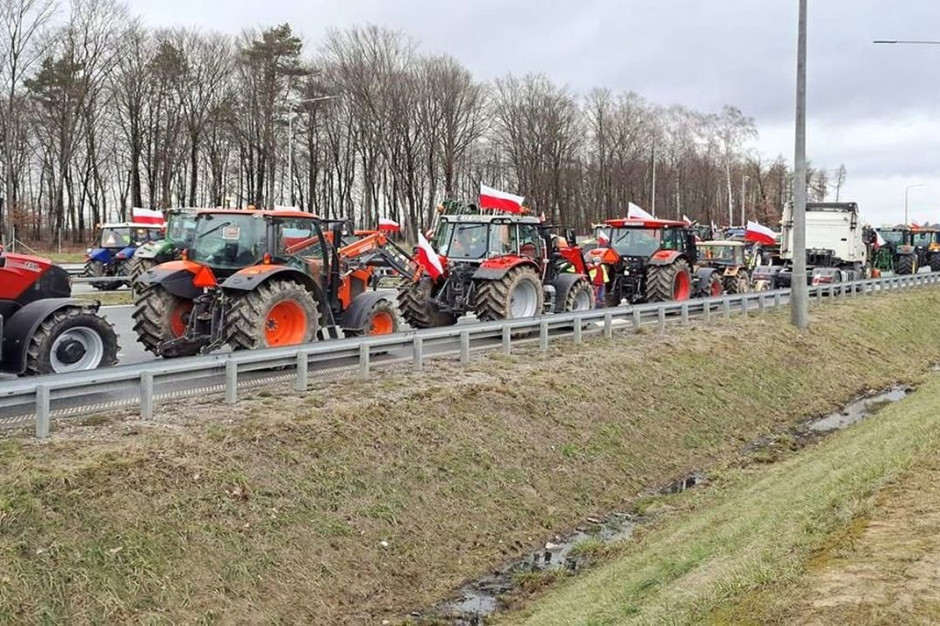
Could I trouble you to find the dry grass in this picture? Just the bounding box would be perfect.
[1,290,939,624]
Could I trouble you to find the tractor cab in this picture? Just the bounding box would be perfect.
[87,222,164,264]
[433,213,547,266]
[697,240,751,294]
[875,226,940,274]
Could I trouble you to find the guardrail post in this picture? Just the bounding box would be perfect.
[680,303,689,325]
[632,309,641,332]
[359,343,371,378]
[295,351,309,392]
[461,330,472,362]
[774,292,781,308]
[603,312,613,338]
[722,299,731,318]
[657,307,666,332]
[573,317,583,344]
[741,297,749,317]
[758,293,766,314]
[502,326,512,355]
[225,361,237,404]
[141,371,154,419]
[413,336,424,371]
[539,321,549,351]
[35,384,50,439]
[816,286,822,302]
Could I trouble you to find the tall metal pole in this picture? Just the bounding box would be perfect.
[791,0,809,330]
[287,114,294,207]
[650,144,657,217]
[904,184,925,225]
[740,175,749,226]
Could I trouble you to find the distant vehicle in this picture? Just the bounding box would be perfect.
[874,225,940,275]
[697,241,751,294]
[84,222,165,290]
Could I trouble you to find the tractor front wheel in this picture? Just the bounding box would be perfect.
[397,280,458,328]
[346,298,400,337]
[896,254,916,276]
[646,259,692,302]
[724,273,750,294]
[561,277,594,312]
[226,280,320,351]
[25,308,119,375]
[133,285,196,356]
[83,259,112,291]
[475,266,544,321]
[929,253,940,272]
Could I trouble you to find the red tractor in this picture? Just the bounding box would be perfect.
[587,218,717,306]
[0,249,118,375]
[397,208,594,328]
[133,209,417,357]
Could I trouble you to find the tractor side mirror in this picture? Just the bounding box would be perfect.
[0,254,5,268]
[565,229,577,246]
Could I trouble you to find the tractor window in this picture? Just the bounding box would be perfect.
[912,232,933,248]
[167,213,197,245]
[131,227,162,245]
[189,213,265,269]
[275,219,323,259]
[99,227,130,248]
[878,230,904,246]
[609,228,661,257]
[440,223,488,259]
[661,228,683,251]
[517,224,542,259]
[488,223,515,256]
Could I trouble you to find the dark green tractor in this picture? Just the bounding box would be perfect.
[128,208,199,293]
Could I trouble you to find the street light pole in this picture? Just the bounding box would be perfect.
[740,175,749,226]
[904,183,926,225]
[791,0,809,330]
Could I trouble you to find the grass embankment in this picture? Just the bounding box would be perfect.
[507,374,940,625]
[1,290,940,623]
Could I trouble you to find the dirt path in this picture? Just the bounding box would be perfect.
[794,455,940,624]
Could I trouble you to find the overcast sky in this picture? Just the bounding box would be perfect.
[127,0,940,225]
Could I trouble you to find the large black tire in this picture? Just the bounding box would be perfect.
[896,253,916,276]
[723,272,749,294]
[345,298,400,337]
[83,259,112,291]
[397,280,458,329]
[128,256,158,295]
[929,253,940,273]
[24,308,119,375]
[560,277,595,312]
[133,284,197,356]
[475,266,545,321]
[646,258,692,302]
[702,272,723,298]
[226,280,320,351]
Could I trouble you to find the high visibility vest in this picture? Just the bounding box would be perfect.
[589,264,608,285]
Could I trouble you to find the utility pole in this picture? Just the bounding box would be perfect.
[904,183,926,225]
[740,175,749,226]
[650,144,657,217]
[791,0,809,330]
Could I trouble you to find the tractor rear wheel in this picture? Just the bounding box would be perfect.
[475,266,544,321]
[226,280,319,351]
[896,254,916,275]
[397,280,458,328]
[646,258,692,302]
[930,253,940,272]
[561,277,594,312]
[25,308,119,375]
[345,298,400,337]
[133,284,196,356]
[724,273,749,294]
[83,259,112,291]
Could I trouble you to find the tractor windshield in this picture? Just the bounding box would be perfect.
[912,231,934,248]
[437,222,490,260]
[189,213,265,269]
[608,228,662,258]
[699,244,741,264]
[98,227,132,248]
[878,230,906,246]
[166,212,197,246]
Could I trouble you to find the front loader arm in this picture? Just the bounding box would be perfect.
[339,232,423,282]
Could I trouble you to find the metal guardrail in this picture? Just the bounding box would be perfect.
[3,272,938,438]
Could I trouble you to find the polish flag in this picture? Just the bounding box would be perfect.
[378,217,401,233]
[627,202,654,221]
[874,230,886,250]
[480,183,525,213]
[415,231,444,280]
[132,207,165,225]
[598,230,610,246]
[745,220,777,245]
[682,214,693,225]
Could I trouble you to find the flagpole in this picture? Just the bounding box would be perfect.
[791,0,809,330]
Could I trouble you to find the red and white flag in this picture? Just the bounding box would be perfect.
[415,232,444,280]
[479,183,525,214]
[874,230,886,250]
[682,214,693,225]
[132,207,165,225]
[627,202,654,221]
[378,217,401,233]
[745,220,777,245]
[598,230,610,246]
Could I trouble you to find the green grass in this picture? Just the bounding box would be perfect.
[72,290,134,306]
[505,375,940,625]
[2,289,940,624]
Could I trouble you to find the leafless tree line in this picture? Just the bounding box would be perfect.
[0,0,843,244]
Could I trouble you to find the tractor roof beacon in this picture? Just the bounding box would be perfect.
[0,249,119,376]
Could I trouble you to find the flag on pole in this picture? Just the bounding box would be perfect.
[378,217,401,233]
[132,207,165,225]
[627,202,655,221]
[745,220,777,245]
[597,230,610,246]
[479,183,525,213]
[682,214,693,225]
[874,230,886,250]
[415,232,444,279]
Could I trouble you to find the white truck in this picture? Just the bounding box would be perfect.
[754,202,867,288]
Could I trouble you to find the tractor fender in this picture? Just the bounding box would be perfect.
[472,256,540,281]
[87,248,111,264]
[221,265,329,323]
[1,298,99,374]
[115,245,137,261]
[694,267,718,295]
[548,273,589,312]
[340,290,394,331]
[137,260,209,300]
[647,250,684,267]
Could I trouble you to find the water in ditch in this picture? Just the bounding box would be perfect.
[424,385,912,624]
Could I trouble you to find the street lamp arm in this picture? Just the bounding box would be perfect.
[873,39,940,45]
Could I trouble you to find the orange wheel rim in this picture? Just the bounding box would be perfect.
[170,301,192,337]
[674,271,691,300]
[710,279,722,296]
[369,311,395,335]
[265,300,307,346]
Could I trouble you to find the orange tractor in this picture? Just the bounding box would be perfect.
[133,209,417,357]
